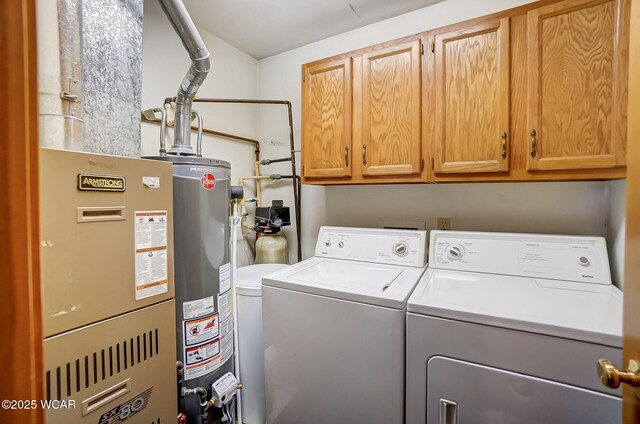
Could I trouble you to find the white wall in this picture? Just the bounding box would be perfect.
[324,182,607,235]
[142,0,260,265]
[256,0,627,285]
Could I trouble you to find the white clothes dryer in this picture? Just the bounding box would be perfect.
[263,226,428,424]
[406,231,623,424]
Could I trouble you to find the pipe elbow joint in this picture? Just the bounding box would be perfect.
[193,53,212,75]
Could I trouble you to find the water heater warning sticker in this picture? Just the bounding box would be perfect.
[220,331,234,364]
[219,315,233,337]
[184,339,221,380]
[217,290,232,321]
[134,211,168,300]
[183,296,214,320]
[184,314,219,346]
[219,262,231,293]
[186,339,220,366]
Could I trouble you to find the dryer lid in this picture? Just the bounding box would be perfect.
[262,257,426,309]
[407,268,623,347]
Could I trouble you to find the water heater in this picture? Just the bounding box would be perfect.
[148,155,235,422]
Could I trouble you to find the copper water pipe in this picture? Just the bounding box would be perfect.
[165,97,302,263]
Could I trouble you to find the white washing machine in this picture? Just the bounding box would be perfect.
[262,226,428,424]
[406,231,623,424]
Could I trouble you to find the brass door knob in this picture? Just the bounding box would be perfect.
[597,359,640,389]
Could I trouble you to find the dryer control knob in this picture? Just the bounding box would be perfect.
[578,256,590,267]
[393,242,408,256]
[324,240,331,247]
[447,245,465,260]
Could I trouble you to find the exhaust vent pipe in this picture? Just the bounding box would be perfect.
[157,0,211,155]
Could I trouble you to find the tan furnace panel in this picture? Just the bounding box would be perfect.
[40,148,174,337]
[44,301,177,424]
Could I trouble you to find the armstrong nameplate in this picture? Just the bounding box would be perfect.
[77,174,126,192]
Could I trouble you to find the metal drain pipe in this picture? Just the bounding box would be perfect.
[157,0,211,155]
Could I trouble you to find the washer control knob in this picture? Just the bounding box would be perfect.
[447,244,465,260]
[393,242,408,256]
[338,241,344,248]
[324,240,331,247]
[578,256,590,267]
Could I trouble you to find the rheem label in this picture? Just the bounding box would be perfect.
[201,173,216,190]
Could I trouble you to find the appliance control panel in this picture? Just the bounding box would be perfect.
[315,227,428,268]
[430,231,612,284]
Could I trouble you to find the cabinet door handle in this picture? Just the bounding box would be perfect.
[501,131,507,159]
[345,145,349,167]
[362,144,367,166]
[530,129,537,158]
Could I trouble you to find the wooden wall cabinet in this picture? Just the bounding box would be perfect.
[301,57,353,179]
[432,18,511,174]
[301,0,628,185]
[360,40,422,177]
[527,0,627,171]
[428,0,627,182]
[302,38,423,184]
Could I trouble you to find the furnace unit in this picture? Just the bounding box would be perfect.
[40,148,178,423]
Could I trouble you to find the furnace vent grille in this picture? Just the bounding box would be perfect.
[45,328,160,400]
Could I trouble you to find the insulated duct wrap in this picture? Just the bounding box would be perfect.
[38,0,143,157]
[82,0,143,157]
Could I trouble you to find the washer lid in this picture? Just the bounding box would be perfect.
[262,257,426,309]
[407,268,623,347]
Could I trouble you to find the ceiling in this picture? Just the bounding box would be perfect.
[183,0,442,59]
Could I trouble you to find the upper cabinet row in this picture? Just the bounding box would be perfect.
[301,0,629,184]
[302,39,422,181]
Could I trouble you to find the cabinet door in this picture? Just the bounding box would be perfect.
[361,40,421,176]
[433,18,510,174]
[527,0,625,171]
[302,58,352,178]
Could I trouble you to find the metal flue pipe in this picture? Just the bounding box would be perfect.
[157,0,211,155]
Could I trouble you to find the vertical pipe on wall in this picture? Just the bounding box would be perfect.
[231,200,243,423]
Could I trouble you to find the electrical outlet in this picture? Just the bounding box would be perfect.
[437,217,451,230]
